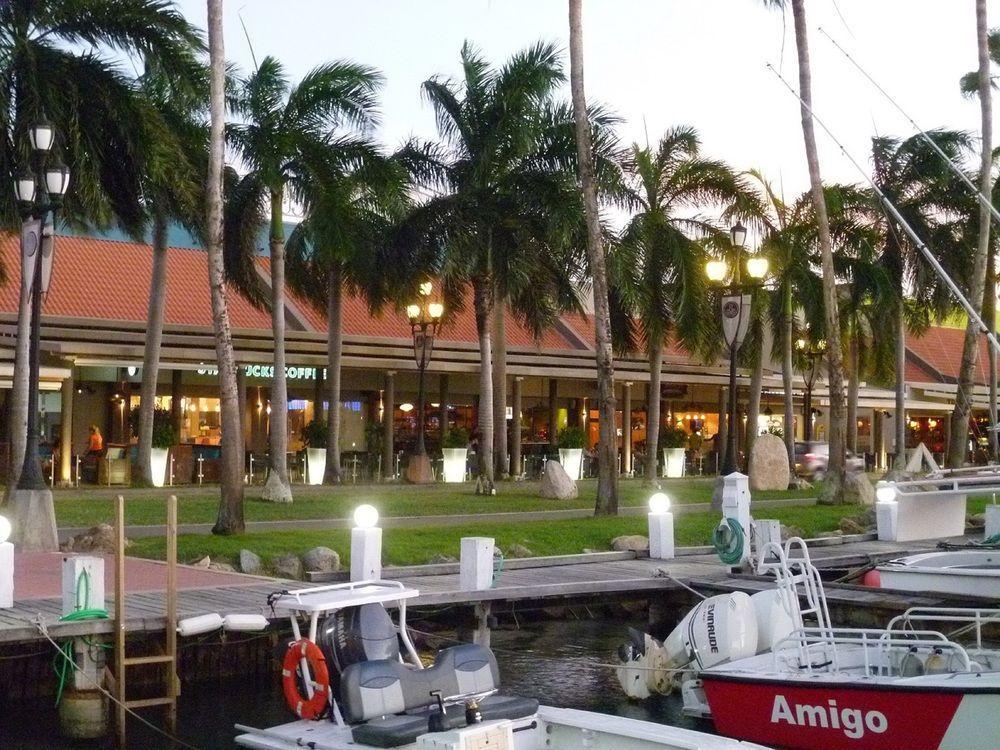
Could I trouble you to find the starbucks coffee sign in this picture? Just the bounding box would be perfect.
[197,365,326,381]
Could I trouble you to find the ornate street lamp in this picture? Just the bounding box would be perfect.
[13,118,70,493]
[795,336,827,443]
[705,222,769,475]
[406,282,444,461]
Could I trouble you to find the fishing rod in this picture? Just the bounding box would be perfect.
[818,26,1000,228]
[764,62,1000,358]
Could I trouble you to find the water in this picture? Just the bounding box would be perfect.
[3,618,707,749]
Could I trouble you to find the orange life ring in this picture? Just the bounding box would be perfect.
[281,639,330,720]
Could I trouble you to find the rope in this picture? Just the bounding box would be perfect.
[712,518,745,566]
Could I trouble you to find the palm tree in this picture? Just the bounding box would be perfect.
[206,0,245,535]
[615,127,750,484]
[225,56,382,502]
[135,60,209,486]
[400,41,582,495]
[569,0,619,513]
[948,0,993,468]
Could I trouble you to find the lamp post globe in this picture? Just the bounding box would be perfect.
[730,221,747,248]
[406,282,444,483]
[29,119,55,152]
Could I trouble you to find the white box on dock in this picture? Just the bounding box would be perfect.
[460,537,495,591]
[753,519,782,550]
[417,720,513,750]
[0,542,12,608]
[986,504,1000,540]
[62,555,105,613]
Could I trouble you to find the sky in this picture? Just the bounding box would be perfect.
[174,0,994,220]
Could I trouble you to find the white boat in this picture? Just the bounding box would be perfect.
[233,579,769,750]
[877,549,1000,599]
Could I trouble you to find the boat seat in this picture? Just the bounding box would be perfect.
[478,694,539,721]
[351,714,428,749]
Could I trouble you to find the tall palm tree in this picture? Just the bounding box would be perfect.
[225,56,382,502]
[948,0,993,468]
[399,41,582,495]
[206,0,245,535]
[135,60,209,486]
[569,0,619,513]
[615,127,750,484]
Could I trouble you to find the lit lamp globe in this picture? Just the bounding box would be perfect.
[406,304,420,322]
[648,492,671,515]
[427,302,444,320]
[705,259,728,283]
[746,255,769,280]
[0,514,10,544]
[875,483,897,504]
[353,504,379,529]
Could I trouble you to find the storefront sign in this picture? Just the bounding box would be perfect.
[197,365,326,381]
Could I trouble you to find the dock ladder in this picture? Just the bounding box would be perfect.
[113,493,179,748]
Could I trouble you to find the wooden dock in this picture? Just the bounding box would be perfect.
[0,533,965,646]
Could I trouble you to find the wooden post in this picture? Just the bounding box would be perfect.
[114,494,126,749]
[60,374,74,485]
[473,601,491,647]
[165,494,178,732]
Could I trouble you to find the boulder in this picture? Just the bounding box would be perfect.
[505,544,534,559]
[968,513,986,529]
[427,554,458,564]
[209,562,235,572]
[841,472,876,506]
[538,460,578,500]
[192,556,211,568]
[274,553,303,580]
[748,433,791,491]
[302,546,340,573]
[612,534,650,553]
[60,524,127,554]
[839,517,867,535]
[239,549,262,575]
[780,524,806,541]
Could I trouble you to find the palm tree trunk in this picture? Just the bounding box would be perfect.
[473,277,495,493]
[948,0,993,469]
[745,343,764,471]
[569,0,618,515]
[325,261,343,483]
[645,342,663,484]
[492,297,508,479]
[791,0,848,502]
[987,251,998,461]
[207,0,245,535]
[847,326,859,454]
[782,280,795,481]
[893,302,907,473]
[137,213,169,485]
[262,189,293,502]
[7,219,35,495]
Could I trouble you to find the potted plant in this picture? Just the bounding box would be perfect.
[441,427,470,483]
[149,410,177,488]
[660,424,688,478]
[557,426,586,480]
[302,419,328,485]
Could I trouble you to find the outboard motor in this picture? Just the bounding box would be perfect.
[317,603,401,685]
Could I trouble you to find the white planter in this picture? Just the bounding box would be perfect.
[442,448,468,483]
[558,448,584,480]
[150,447,170,488]
[662,448,685,478]
[306,448,327,485]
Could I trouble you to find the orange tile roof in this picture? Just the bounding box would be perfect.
[906,325,990,386]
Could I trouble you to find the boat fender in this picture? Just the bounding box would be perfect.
[282,639,330,720]
[224,614,269,632]
[177,613,224,636]
[898,646,925,677]
[924,647,949,674]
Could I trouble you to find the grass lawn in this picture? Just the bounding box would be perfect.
[127,503,858,570]
[52,477,816,528]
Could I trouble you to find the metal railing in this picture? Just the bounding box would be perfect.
[887,607,1000,652]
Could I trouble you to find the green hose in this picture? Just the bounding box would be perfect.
[713,518,745,566]
[52,569,110,706]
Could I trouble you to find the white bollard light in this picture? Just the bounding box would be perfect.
[350,504,382,582]
[0,515,12,608]
[647,493,675,560]
[875,482,898,542]
[460,537,496,590]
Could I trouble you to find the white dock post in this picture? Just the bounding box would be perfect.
[350,505,382,581]
[875,482,899,542]
[0,515,12,608]
[460,537,496,590]
[720,472,752,565]
[61,554,106,689]
[647,494,674,560]
[986,504,1000,540]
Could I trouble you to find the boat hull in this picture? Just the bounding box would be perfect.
[702,674,1000,750]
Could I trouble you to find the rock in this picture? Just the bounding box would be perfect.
[748,433,791,491]
[612,534,650,553]
[839,517,867,535]
[841,473,876,506]
[60,524,127,554]
[192,556,211,568]
[780,524,805,541]
[505,544,534,559]
[968,513,986,529]
[427,554,458,564]
[538,460,578,500]
[302,546,340,573]
[274,553,303,580]
[208,562,235,572]
[817,530,843,538]
[239,549,262,575]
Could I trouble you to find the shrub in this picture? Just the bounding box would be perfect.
[442,427,470,449]
[556,426,586,450]
[130,406,177,448]
[659,424,689,449]
[301,419,328,448]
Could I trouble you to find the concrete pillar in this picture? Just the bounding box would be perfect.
[59,374,73,486]
[313,367,325,424]
[383,371,395,481]
[511,377,523,478]
[717,386,728,474]
[170,369,183,436]
[439,374,450,443]
[548,378,558,446]
[623,381,632,476]
[236,365,247,462]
